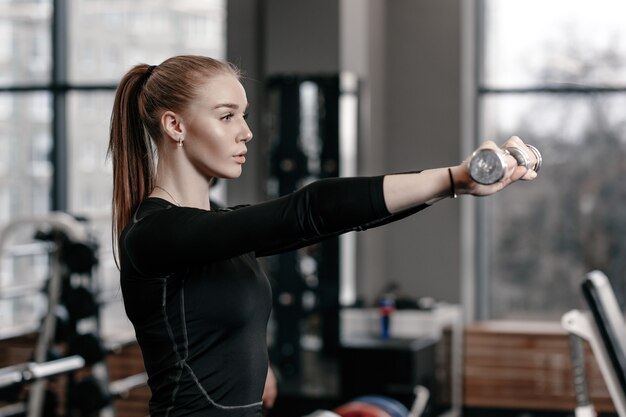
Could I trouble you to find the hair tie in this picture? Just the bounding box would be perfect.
[145,65,156,78]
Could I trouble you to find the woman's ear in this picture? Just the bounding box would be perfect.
[161,111,185,144]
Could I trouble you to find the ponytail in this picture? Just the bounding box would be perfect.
[108,64,155,257]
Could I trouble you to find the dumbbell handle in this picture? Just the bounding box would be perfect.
[468,144,542,185]
[0,355,85,388]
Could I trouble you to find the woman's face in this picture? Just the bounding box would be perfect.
[181,73,252,179]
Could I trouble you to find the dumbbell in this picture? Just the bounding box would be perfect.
[67,375,111,415]
[468,144,542,185]
[68,333,107,366]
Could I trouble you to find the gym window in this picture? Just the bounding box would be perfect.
[477,0,626,320]
[0,0,226,333]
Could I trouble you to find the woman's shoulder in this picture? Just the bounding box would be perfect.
[123,198,252,242]
[121,197,177,240]
[212,204,250,212]
[138,197,176,215]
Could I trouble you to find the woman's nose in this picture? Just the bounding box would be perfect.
[240,124,253,142]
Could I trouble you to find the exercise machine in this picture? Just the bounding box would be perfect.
[0,213,146,417]
[561,270,626,417]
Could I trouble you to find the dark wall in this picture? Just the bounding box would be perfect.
[226,0,464,306]
[382,0,462,303]
[265,0,339,74]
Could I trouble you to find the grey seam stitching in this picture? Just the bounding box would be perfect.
[180,281,261,410]
[181,280,189,360]
[182,362,263,410]
[162,277,183,417]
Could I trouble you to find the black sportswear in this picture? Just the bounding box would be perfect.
[119,176,428,416]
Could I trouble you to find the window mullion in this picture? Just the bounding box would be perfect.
[51,0,68,211]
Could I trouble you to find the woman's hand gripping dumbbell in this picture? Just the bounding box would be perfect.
[468,137,542,185]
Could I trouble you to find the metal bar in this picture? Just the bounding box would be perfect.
[108,373,148,398]
[0,355,85,389]
[479,86,626,94]
[0,282,44,299]
[0,84,117,93]
[568,334,592,408]
[26,245,63,417]
[562,310,626,417]
[28,355,85,380]
[0,402,26,417]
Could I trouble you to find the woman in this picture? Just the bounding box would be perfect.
[108,55,537,417]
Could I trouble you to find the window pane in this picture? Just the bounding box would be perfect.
[0,0,52,86]
[482,0,626,88]
[480,93,626,320]
[67,91,113,214]
[67,91,117,294]
[0,91,52,333]
[0,92,52,222]
[68,0,227,84]
[65,1,228,313]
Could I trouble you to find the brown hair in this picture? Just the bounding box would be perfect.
[108,55,240,255]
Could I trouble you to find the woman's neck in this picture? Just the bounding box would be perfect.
[152,160,212,210]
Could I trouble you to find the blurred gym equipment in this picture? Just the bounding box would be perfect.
[567,333,595,417]
[340,306,462,417]
[561,270,626,417]
[0,213,147,417]
[304,386,430,417]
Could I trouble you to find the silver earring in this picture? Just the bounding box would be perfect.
[178,137,184,147]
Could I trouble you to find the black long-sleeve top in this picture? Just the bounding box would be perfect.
[119,176,428,417]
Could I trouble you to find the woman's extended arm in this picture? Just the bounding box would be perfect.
[259,137,538,256]
[383,137,537,213]
[124,137,537,273]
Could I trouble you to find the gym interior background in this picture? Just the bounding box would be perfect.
[1,0,626,416]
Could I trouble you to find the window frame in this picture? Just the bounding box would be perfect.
[0,0,118,213]
[473,0,626,320]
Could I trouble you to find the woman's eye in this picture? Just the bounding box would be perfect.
[243,112,249,120]
[221,113,234,121]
